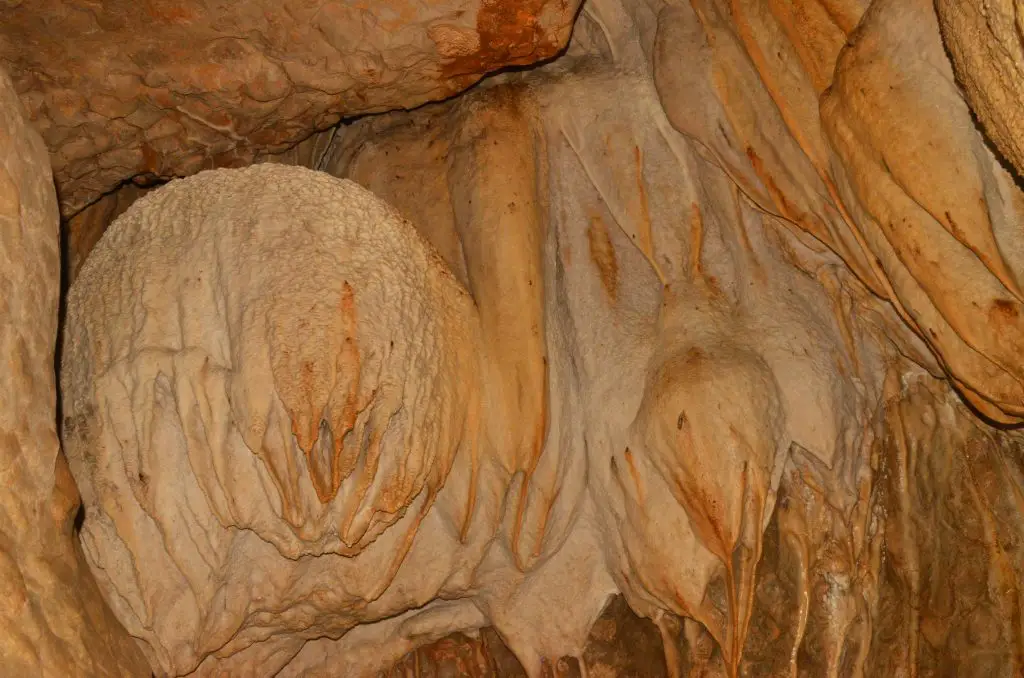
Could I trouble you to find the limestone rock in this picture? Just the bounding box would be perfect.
[0,0,582,216]
[62,164,483,675]
[0,67,149,677]
[65,183,152,284]
[821,0,1024,423]
[653,0,1024,424]
[48,0,1024,675]
[936,0,1024,178]
[61,35,883,673]
[382,597,673,678]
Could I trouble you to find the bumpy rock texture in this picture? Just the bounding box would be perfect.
[21,0,1024,675]
[0,69,149,676]
[0,0,582,216]
[57,1,1024,676]
[64,164,488,676]
[935,0,1024,179]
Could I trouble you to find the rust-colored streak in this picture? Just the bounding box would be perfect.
[727,0,831,191]
[939,208,963,243]
[301,282,364,505]
[587,215,619,302]
[991,298,1020,324]
[460,387,482,543]
[623,447,644,504]
[331,282,362,494]
[633,146,657,264]
[766,0,846,94]
[689,202,705,281]
[441,0,569,79]
[715,0,902,308]
[744,145,796,223]
[511,355,549,571]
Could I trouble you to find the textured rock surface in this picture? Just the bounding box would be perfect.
[936,0,1024,179]
[307,46,890,674]
[0,68,148,677]
[57,11,877,674]
[0,0,581,216]
[49,0,1024,675]
[654,0,1024,423]
[63,164,483,675]
[64,183,151,284]
[60,0,1024,426]
[381,596,670,678]
[741,370,1024,678]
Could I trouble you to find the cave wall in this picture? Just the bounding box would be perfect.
[3,0,1024,676]
[64,0,1024,427]
[0,67,150,677]
[935,0,1024,185]
[294,5,1024,671]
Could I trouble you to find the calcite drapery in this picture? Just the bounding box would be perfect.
[61,29,880,672]
[39,0,1024,676]
[654,0,1024,425]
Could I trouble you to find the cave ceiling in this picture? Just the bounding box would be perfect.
[0,0,582,215]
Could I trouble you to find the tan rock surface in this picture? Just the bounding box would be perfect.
[62,164,484,675]
[654,0,1024,424]
[0,67,149,677]
[59,10,883,673]
[935,0,1024,178]
[64,183,151,284]
[0,0,581,216]
[40,0,1024,675]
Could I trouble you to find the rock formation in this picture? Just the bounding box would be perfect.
[62,164,485,675]
[0,68,149,677]
[0,0,582,216]
[3,0,1024,676]
[935,0,1024,181]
